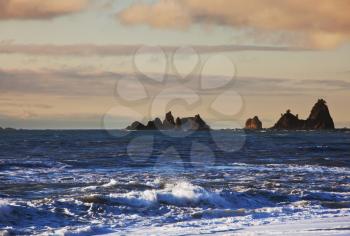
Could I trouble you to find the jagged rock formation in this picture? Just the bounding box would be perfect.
[146,121,156,130]
[272,110,304,130]
[154,117,163,129]
[245,116,262,130]
[305,99,335,129]
[126,112,210,131]
[126,121,146,130]
[162,111,175,129]
[178,115,210,131]
[272,99,335,130]
[175,117,182,129]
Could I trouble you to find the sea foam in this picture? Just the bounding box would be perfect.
[106,181,230,208]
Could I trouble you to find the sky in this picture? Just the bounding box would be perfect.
[0,0,349,129]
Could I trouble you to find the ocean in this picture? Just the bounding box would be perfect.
[0,129,350,235]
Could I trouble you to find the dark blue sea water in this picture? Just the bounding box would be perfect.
[0,130,350,235]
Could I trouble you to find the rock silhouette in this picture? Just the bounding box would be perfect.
[305,99,335,129]
[0,127,15,131]
[154,117,163,129]
[272,99,335,130]
[175,117,182,129]
[162,111,175,129]
[178,115,210,131]
[126,99,335,131]
[272,110,304,130]
[146,120,156,130]
[245,116,262,130]
[126,112,210,131]
[126,121,146,130]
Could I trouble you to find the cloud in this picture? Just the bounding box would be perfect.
[118,0,350,49]
[0,42,307,56]
[300,79,350,90]
[235,78,350,95]
[0,67,124,96]
[118,0,190,30]
[1,67,349,97]
[0,0,87,20]
[195,76,350,96]
[0,102,52,109]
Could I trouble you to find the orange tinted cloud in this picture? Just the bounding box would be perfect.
[0,0,87,20]
[119,0,190,29]
[118,0,350,48]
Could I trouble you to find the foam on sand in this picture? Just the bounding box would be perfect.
[101,216,350,236]
[237,216,350,236]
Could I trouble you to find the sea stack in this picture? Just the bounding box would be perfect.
[272,99,335,130]
[272,110,304,130]
[305,99,335,129]
[126,121,146,130]
[126,112,210,131]
[179,114,210,131]
[245,116,262,130]
[163,111,175,129]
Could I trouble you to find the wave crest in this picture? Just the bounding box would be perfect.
[82,181,230,208]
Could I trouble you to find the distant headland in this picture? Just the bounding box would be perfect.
[0,127,16,131]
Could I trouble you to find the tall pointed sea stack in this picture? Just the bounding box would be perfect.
[163,111,175,129]
[305,99,335,129]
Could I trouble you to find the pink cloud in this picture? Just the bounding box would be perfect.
[0,0,87,20]
[118,0,350,48]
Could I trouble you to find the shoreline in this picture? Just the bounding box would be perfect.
[99,216,350,236]
[237,216,350,236]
